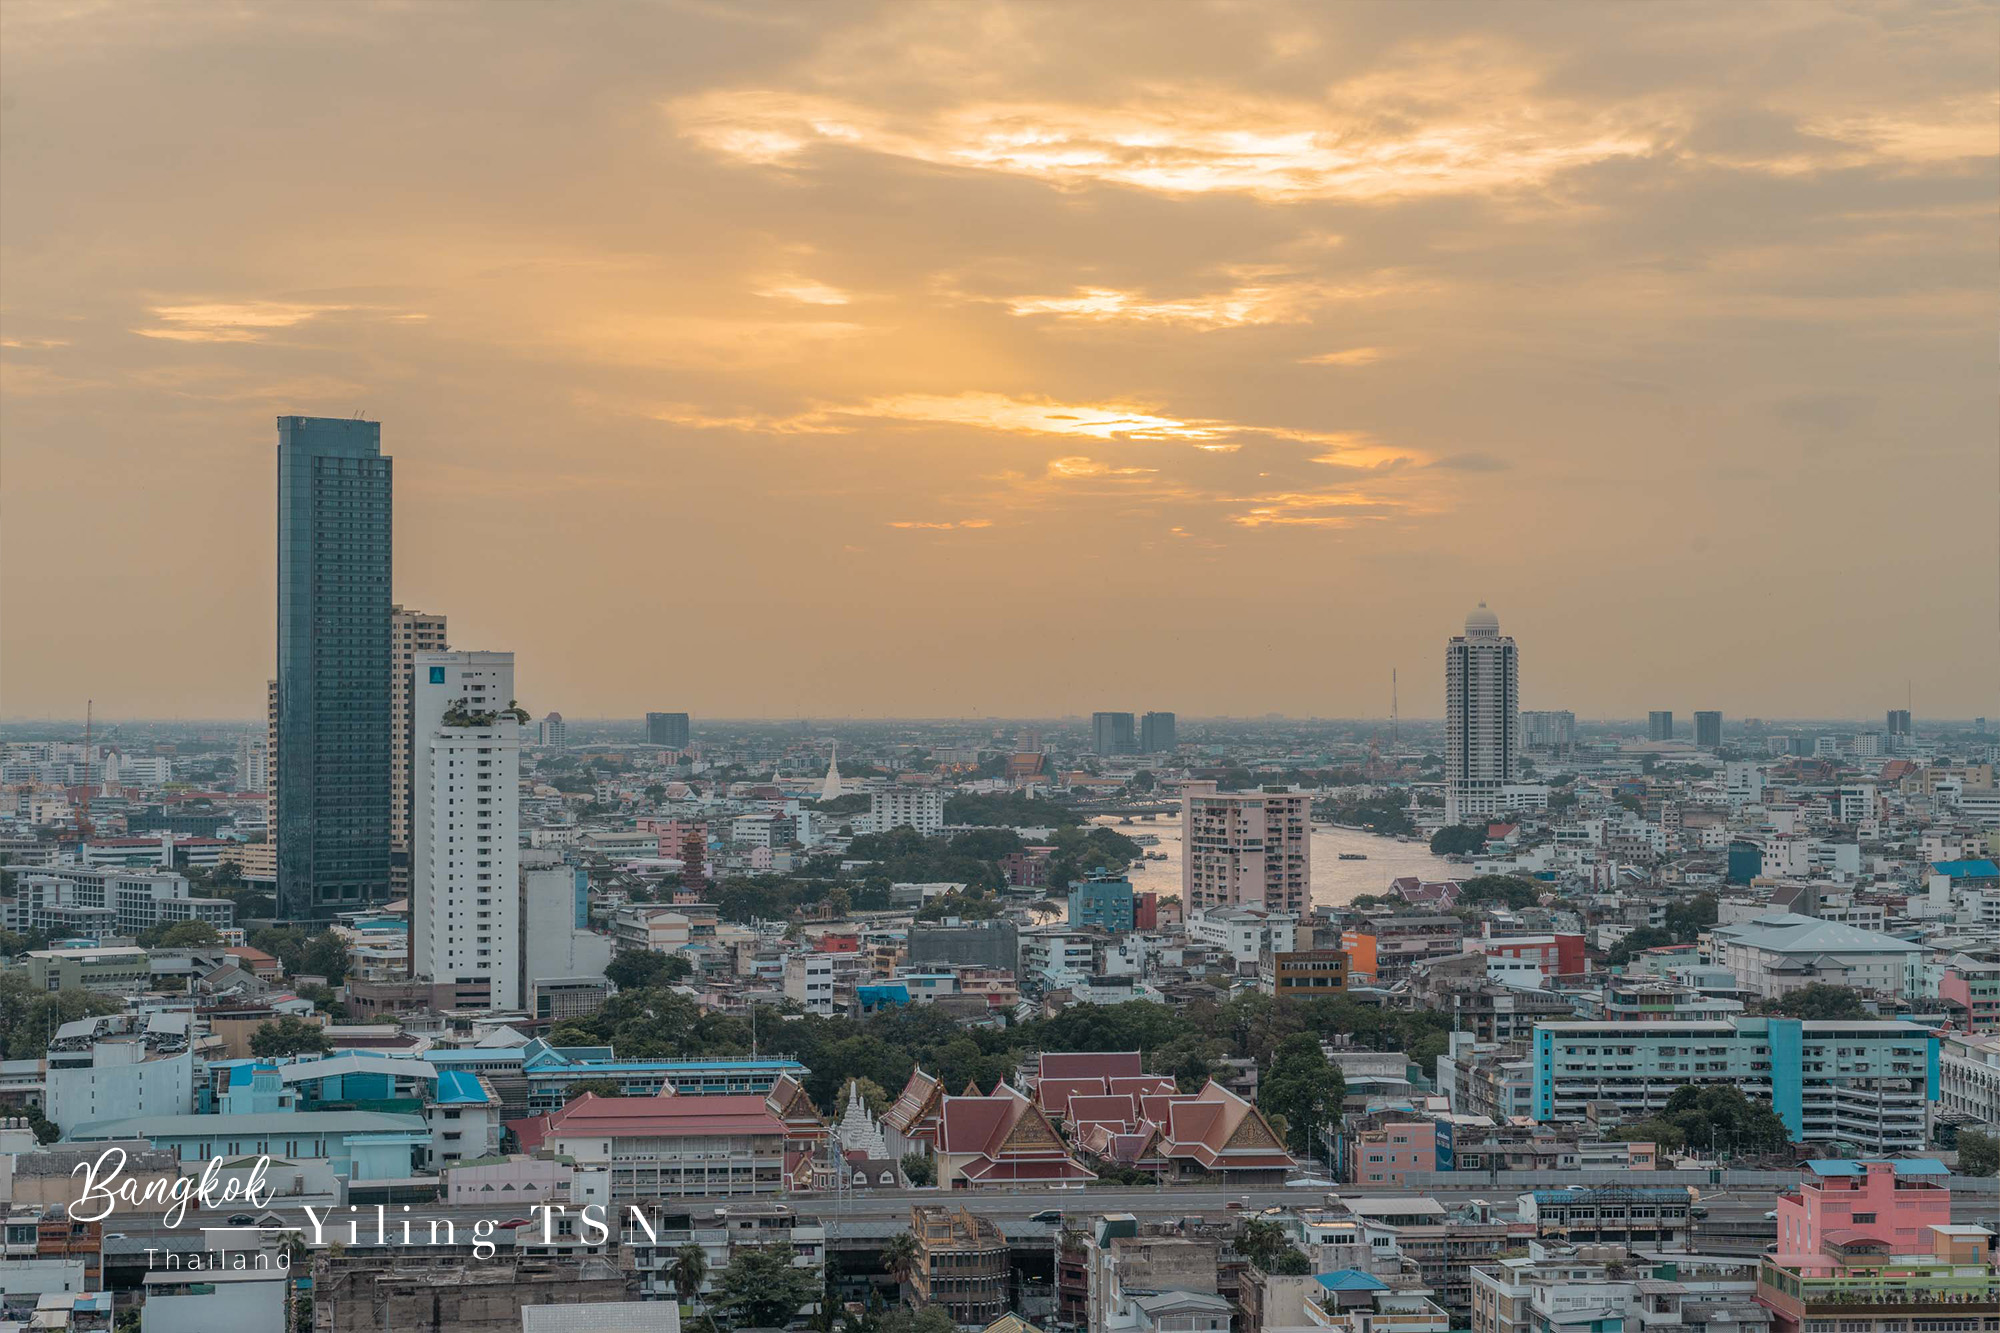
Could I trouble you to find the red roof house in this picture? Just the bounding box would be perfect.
[1155,1081,1295,1182]
[935,1083,1095,1189]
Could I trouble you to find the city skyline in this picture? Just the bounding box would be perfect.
[3,2,1996,721]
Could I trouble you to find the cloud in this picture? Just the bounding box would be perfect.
[755,276,853,306]
[129,300,423,343]
[887,517,993,530]
[0,336,73,350]
[132,301,352,342]
[1300,346,1386,366]
[668,80,1667,202]
[998,276,1404,328]
[1226,492,1408,527]
[1045,456,1156,480]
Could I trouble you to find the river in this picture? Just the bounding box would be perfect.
[1088,814,1455,910]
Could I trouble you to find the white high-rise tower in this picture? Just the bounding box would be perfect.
[1445,603,1520,826]
[413,651,522,1009]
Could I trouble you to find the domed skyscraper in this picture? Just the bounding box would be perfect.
[1445,603,1520,825]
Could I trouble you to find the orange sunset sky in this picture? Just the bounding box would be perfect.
[2,1,1996,721]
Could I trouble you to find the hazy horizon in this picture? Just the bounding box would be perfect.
[4,2,1995,720]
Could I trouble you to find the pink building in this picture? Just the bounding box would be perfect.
[1774,1159,1953,1259]
[1349,1121,1437,1186]
[1181,781,1311,915]
[1938,960,2000,1032]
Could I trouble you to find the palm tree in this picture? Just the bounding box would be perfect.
[879,1231,920,1306]
[671,1241,708,1312]
[278,1232,309,1333]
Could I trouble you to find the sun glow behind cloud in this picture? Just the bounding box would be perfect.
[669,83,1669,202]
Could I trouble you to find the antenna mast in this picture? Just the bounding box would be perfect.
[1391,670,1399,748]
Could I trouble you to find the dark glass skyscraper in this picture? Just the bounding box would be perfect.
[1694,710,1723,748]
[1092,711,1136,755]
[276,416,393,920]
[1140,710,1176,753]
[646,711,690,749]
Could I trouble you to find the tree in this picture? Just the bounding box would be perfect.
[1606,927,1676,966]
[848,1077,892,1117]
[1236,1217,1290,1269]
[1270,1246,1313,1275]
[1757,984,1871,1021]
[1044,824,1143,893]
[1459,876,1541,910]
[606,950,692,991]
[296,983,348,1022]
[0,928,28,957]
[297,931,350,984]
[1613,1084,1790,1159]
[0,973,124,1059]
[1429,824,1486,855]
[565,1078,624,1102]
[249,1015,333,1058]
[1257,1032,1345,1158]
[879,1230,921,1302]
[26,1108,61,1145]
[138,919,222,949]
[1664,893,1719,941]
[714,1244,822,1329]
[1958,1129,1999,1178]
[879,1308,956,1333]
[899,1152,934,1186]
[914,891,1001,922]
[671,1241,709,1309]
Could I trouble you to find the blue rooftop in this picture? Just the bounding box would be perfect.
[434,1070,490,1105]
[1316,1271,1389,1293]
[1805,1158,1949,1177]
[1931,860,1999,879]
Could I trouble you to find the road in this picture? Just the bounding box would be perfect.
[98,1179,2000,1253]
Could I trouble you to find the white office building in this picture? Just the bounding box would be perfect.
[414,651,523,1010]
[869,787,944,837]
[782,952,836,1016]
[518,854,613,1011]
[1446,604,1527,825]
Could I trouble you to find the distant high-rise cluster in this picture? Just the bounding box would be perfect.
[1522,709,1575,754]
[1445,603,1521,826]
[1093,709,1175,755]
[1647,710,1675,742]
[1091,711,1135,755]
[274,416,393,921]
[647,711,691,750]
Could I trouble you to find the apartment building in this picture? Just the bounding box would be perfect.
[910,1206,1010,1327]
[870,786,944,836]
[1181,782,1311,916]
[1531,1018,1938,1152]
